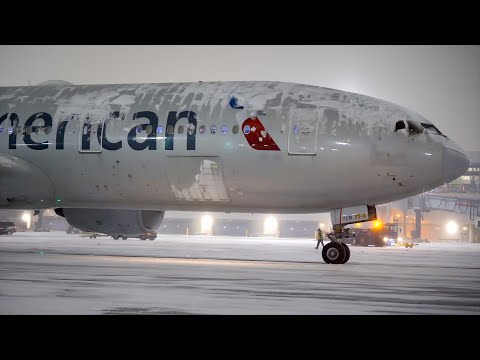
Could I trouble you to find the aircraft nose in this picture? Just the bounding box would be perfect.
[443,147,470,184]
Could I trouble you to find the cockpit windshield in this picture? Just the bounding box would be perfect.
[394,120,423,136]
[406,120,423,135]
[421,123,445,136]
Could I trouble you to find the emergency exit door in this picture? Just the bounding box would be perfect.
[288,109,319,155]
[79,113,104,153]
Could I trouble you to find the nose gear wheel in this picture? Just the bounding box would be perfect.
[322,242,348,264]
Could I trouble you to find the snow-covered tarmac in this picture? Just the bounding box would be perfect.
[1,232,479,314]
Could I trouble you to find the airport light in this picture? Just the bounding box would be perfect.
[264,216,278,235]
[22,212,31,229]
[446,221,459,235]
[201,214,213,235]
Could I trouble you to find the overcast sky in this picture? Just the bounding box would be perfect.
[0,45,478,151]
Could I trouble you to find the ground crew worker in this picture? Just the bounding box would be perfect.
[315,228,324,249]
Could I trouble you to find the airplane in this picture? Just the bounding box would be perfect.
[0,80,470,264]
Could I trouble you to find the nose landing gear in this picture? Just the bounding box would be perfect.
[323,204,378,264]
[318,223,351,264]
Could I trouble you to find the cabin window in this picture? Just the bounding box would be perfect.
[221,125,228,134]
[243,125,251,135]
[167,125,174,135]
[199,125,206,134]
[25,126,32,135]
[178,125,184,134]
[44,126,52,135]
[135,125,142,134]
[16,126,23,134]
[157,126,163,135]
[407,121,422,135]
[7,127,13,135]
[0,127,3,134]
[232,125,239,134]
[210,125,217,134]
[145,125,153,135]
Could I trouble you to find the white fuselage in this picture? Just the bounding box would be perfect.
[0,81,469,213]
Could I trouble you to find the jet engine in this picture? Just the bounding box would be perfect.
[55,208,164,236]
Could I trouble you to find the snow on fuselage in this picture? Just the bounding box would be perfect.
[0,81,469,213]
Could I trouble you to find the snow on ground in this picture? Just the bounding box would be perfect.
[0,232,479,314]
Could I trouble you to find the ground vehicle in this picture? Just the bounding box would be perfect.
[65,225,81,234]
[112,232,157,241]
[139,232,157,240]
[349,222,401,247]
[0,221,16,235]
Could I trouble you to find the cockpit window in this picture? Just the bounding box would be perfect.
[421,123,445,136]
[394,120,406,132]
[406,120,423,135]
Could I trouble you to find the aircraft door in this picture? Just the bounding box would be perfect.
[288,109,319,155]
[79,113,104,153]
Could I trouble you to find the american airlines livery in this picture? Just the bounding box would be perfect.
[0,81,470,263]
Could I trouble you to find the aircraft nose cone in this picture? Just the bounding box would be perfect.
[443,148,470,184]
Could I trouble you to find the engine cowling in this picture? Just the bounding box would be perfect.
[56,208,164,236]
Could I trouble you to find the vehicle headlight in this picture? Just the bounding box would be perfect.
[383,236,388,242]
[397,237,402,242]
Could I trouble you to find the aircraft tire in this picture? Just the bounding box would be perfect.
[341,243,350,264]
[322,242,346,264]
